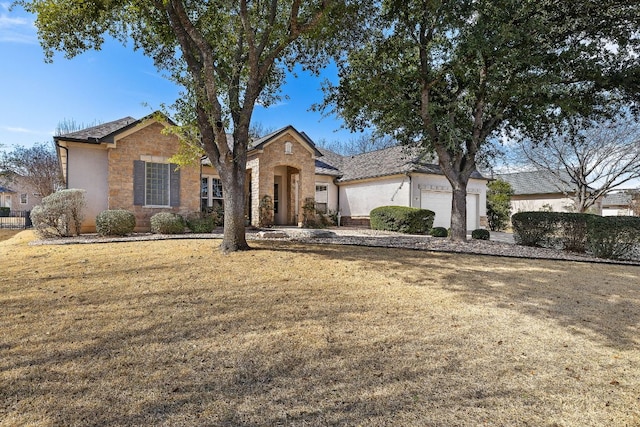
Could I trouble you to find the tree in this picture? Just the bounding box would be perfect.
[323,0,640,241]
[512,116,640,213]
[317,132,397,155]
[486,179,513,231]
[0,143,62,197]
[21,0,368,252]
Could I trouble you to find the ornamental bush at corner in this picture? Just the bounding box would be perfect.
[430,227,448,238]
[150,212,185,234]
[96,209,136,236]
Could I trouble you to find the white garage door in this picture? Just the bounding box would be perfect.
[421,191,478,230]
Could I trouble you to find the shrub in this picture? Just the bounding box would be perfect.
[259,195,274,228]
[370,206,435,234]
[0,207,9,217]
[587,216,640,260]
[96,209,136,236]
[30,189,86,238]
[430,227,448,238]
[511,211,559,247]
[557,212,597,253]
[186,214,216,233]
[486,179,513,231]
[471,228,490,240]
[150,212,185,234]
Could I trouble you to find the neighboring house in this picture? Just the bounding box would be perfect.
[54,113,488,232]
[0,176,43,213]
[498,171,602,214]
[602,192,635,216]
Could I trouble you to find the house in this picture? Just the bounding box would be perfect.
[497,170,602,214]
[602,192,636,216]
[0,176,43,213]
[54,113,488,232]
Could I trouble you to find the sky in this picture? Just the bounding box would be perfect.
[0,3,357,154]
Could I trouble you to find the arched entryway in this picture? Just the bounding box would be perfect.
[273,165,301,225]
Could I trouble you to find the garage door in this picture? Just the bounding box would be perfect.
[421,191,478,230]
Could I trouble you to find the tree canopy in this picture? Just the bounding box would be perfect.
[323,0,640,240]
[0,143,63,197]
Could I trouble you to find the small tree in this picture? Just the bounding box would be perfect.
[486,179,513,231]
[0,143,63,197]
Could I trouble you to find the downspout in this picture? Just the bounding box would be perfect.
[335,177,341,227]
[55,141,69,189]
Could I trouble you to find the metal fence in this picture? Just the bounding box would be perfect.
[0,210,31,229]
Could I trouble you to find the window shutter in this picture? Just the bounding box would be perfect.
[133,160,145,206]
[169,164,180,207]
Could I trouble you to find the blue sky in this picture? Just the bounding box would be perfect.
[0,3,356,153]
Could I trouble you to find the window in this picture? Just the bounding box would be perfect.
[20,193,27,205]
[315,184,328,213]
[133,160,180,207]
[145,162,170,206]
[284,141,293,154]
[201,176,224,212]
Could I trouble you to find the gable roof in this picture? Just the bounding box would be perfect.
[54,117,138,143]
[249,125,323,157]
[497,170,578,195]
[317,145,486,182]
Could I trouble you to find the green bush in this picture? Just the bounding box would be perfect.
[587,216,640,260]
[430,227,448,237]
[486,179,513,231]
[471,229,490,240]
[150,212,185,234]
[30,189,86,238]
[511,211,559,247]
[186,214,216,233]
[370,206,435,234]
[96,209,136,236]
[0,207,9,217]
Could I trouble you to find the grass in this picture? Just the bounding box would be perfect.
[1,231,639,426]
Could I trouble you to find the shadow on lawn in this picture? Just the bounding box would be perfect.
[265,241,640,350]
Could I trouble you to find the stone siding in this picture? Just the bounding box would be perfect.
[107,122,200,231]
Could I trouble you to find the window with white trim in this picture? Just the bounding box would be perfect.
[315,183,328,213]
[201,176,224,212]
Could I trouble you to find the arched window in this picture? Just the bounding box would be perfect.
[284,141,293,154]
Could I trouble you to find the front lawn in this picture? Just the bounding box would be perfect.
[1,231,639,426]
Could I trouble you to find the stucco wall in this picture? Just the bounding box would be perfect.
[66,143,109,232]
[338,175,411,217]
[511,195,575,214]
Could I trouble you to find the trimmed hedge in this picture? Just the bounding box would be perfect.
[587,216,640,260]
[96,209,136,236]
[471,229,490,240]
[370,206,435,234]
[513,211,640,260]
[186,214,216,233]
[30,189,86,238]
[150,212,185,234]
[0,207,9,217]
[430,227,448,238]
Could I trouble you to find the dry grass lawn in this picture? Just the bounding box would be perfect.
[1,231,639,426]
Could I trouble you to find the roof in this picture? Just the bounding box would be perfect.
[497,171,577,195]
[602,192,633,207]
[54,116,138,143]
[0,186,15,193]
[250,125,323,157]
[317,145,486,182]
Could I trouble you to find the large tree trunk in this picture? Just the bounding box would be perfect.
[219,165,250,253]
[450,183,468,242]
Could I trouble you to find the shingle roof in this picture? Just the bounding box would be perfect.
[0,186,15,193]
[497,171,577,195]
[317,145,486,182]
[55,117,137,143]
[602,192,632,207]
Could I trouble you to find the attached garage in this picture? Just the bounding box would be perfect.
[420,190,478,230]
